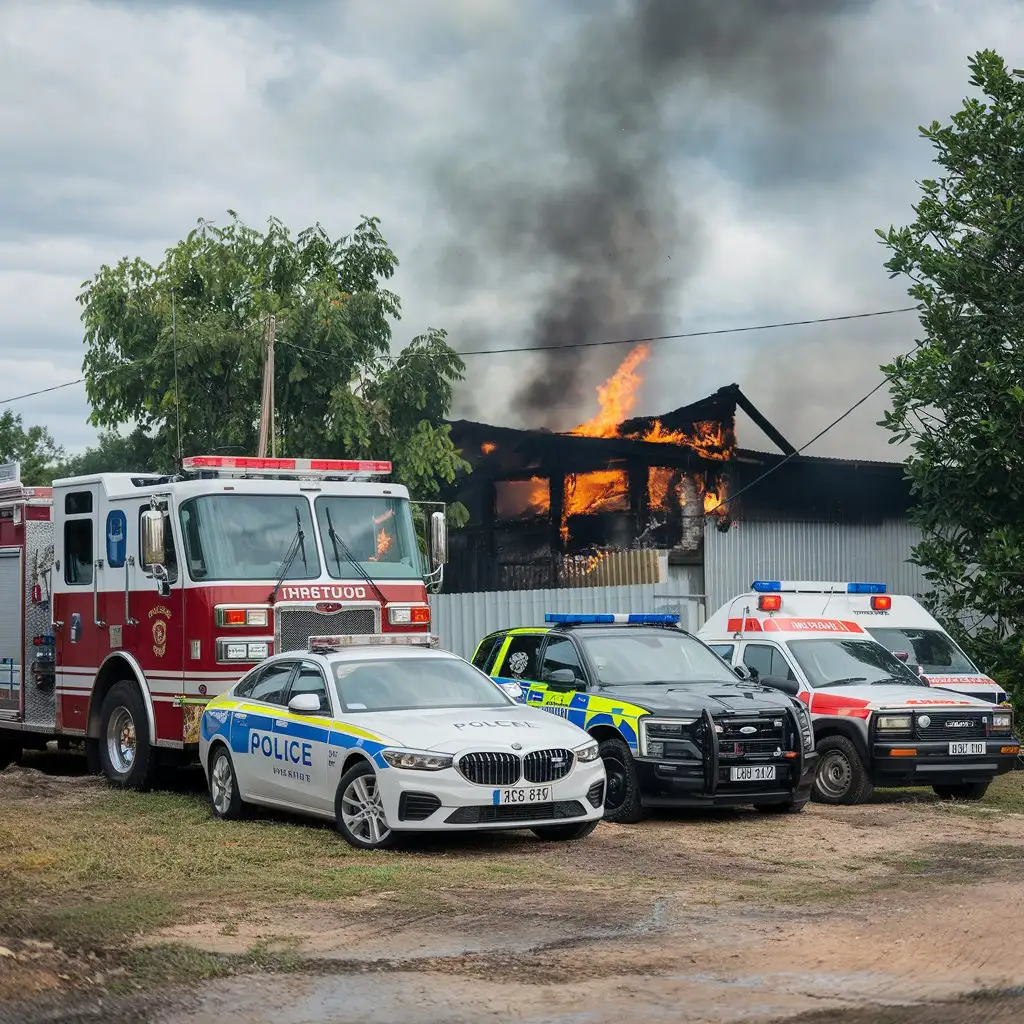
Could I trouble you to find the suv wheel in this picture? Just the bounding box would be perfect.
[811,735,873,805]
[598,735,645,824]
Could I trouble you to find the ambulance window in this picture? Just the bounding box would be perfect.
[541,637,585,682]
[137,506,178,584]
[708,644,735,663]
[472,634,503,672]
[245,661,295,706]
[65,492,92,515]
[289,664,330,714]
[498,635,544,681]
[742,644,795,681]
[63,520,93,586]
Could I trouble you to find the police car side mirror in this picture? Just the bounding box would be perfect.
[546,668,582,691]
[288,693,322,714]
[759,675,800,697]
[734,665,752,681]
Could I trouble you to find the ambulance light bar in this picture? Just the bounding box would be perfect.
[545,613,680,625]
[183,455,392,477]
[308,634,438,652]
[751,581,887,595]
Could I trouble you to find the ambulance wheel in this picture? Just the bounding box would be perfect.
[598,736,645,824]
[208,744,246,820]
[98,681,158,792]
[335,760,399,850]
[0,735,21,770]
[530,820,600,841]
[811,735,873,805]
[933,780,990,801]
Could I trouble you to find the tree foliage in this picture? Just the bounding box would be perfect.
[877,50,1024,695]
[78,213,469,521]
[0,410,65,486]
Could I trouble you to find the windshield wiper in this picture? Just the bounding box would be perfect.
[269,506,307,603]
[817,676,868,688]
[323,505,390,612]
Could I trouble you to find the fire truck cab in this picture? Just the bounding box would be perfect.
[0,455,447,790]
[699,582,1020,804]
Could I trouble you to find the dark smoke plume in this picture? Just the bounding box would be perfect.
[438,0,873,428]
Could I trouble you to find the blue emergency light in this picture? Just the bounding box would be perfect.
[751,581,782,592]
[845,582,887,594]
[545,613,680,625]
[751,580,887,595]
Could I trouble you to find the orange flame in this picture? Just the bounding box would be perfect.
[369,509,395,561]
[496,477,550,518]
[570,345,650,438]
[481,442,496,455]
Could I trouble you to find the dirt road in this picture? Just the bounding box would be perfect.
[1,758,1023,1023]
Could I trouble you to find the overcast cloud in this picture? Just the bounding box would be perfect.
[1,0,1021,460]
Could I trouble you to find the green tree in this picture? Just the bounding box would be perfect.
[0,410,65,485]
[58,427,164,477]
[78,213,469,520]
[877,50,1024,698]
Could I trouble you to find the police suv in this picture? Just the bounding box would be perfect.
[198,634,606,849]
[699,582,1021,805]
[473,613,818,823]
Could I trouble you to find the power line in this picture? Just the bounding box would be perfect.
[0,378,85,407]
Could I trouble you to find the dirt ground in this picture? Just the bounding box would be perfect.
[2,754,1024,1023]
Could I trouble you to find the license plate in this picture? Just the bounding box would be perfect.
[948,742,986,756]
[494,786,550,804]
[729,765,776,782]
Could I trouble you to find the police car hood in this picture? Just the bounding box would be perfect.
[813,682,994,710]
[364,704,586,754]
[595,681,795,715]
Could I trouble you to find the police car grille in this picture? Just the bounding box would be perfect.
[277,607,378,653]
[457,752,521,786]
[445,800,586,824]
[715,715,787,757]
[523,748,574,783]
[915,713,988,741]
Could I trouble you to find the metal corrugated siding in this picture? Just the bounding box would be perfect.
[703,518,930,615]
[431,581,706,661]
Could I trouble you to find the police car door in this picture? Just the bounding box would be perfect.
[274,660,333,812]
[535,635,588,726]
[493,632,545,699]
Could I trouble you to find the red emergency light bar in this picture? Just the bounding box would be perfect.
[182,456,392,477]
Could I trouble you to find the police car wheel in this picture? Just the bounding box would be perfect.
[98,681,158,791]
[335,761,398,850]
[530,820,600,842]
[933,780,990,801]
[755,798,807,814]
[811,735,872,805]
[598,736,645,823]
[208,745,245,820]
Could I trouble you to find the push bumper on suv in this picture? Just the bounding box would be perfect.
[636,707,818,809]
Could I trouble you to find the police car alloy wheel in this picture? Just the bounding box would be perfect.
[598,736,645,824]
[335,760,398,850]
[208,746,245,820]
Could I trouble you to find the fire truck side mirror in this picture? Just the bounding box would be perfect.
[141,510,165,569]
[429,511,448,567]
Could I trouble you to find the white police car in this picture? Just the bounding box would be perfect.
[198,634,606,849]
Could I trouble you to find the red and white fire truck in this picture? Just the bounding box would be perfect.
[0,455,447,789]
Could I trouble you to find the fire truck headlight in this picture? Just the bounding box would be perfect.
[246,610,268,627]
[217,640,270,663]
[388,606,431,626]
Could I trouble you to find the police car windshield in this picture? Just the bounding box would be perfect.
[866,627,977,675]
[315,496,422,580]
[332,657,512,713]
[787,639,926,689]
[581,632,739,685]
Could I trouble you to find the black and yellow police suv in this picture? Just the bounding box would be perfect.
[472,612,818,823]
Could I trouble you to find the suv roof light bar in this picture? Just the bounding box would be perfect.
[751,581,887,595]
[544,613,681,625]
[308,634,438,652]
[182,455,392,478]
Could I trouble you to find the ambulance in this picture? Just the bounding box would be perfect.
[699,582,1020,805]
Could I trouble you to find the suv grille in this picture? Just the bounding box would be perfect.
[523,748,574,783]
[916,713,988,741]
[715,714,788,758]
[457,752,521,786]
[277,607,377,653]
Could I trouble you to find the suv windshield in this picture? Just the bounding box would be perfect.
[866,627,977,675]
[788,638,926,689]
[332,657,512,712]
[581,632,741,685]
[315,496,422,580]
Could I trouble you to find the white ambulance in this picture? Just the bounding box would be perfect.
[699,581,1020,805]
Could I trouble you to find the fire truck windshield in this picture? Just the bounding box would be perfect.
[179,495,321,581]
[314,495,421,580]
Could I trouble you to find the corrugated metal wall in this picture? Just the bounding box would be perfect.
[703,518,929,614]
[431,575,705,661]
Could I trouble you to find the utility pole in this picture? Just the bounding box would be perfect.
[256,314,276,458]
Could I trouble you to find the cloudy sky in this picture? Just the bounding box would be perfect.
[1,0,1020,461]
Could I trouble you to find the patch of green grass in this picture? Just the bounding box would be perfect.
[870,771,1024,813]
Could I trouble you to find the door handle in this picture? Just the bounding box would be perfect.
[275,720,288,728]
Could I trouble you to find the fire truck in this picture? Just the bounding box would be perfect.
[0,455,447,790]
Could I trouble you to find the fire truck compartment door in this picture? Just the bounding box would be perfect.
[0,549,21,711]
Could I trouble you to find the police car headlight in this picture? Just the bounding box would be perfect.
[992,712,1013,734]
[381,749,454,771]
[574,740,600,763]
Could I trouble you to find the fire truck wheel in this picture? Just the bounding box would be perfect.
[530,820,600,841]
[335,760,399,850]
[598,736,645,824]
[0,736,21,770]
[933,780,991,801]
[811,735,873,805]
[98,681,158,791]
[208,745,245,820]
